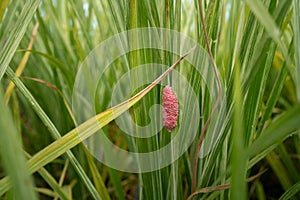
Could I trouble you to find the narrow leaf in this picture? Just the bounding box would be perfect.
[279,181,300,200]
[0,87,37,200]
[248,105,300,158]
[0,45,196,195]
[0,0,40,80]
[5,23,39,103]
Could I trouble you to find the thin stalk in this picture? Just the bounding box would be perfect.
[5,67,101,200]
[187,170,266,200]
[0,46,196,196]
[191,0,223,194]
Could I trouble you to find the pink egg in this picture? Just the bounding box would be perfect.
[162,86,179,132]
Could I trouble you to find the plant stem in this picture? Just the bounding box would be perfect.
[191,0,223,194]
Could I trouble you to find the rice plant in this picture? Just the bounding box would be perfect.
[0,0,300,199]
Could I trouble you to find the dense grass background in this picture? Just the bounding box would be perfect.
[0,0,300,199]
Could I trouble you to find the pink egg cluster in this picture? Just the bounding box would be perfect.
[162,86,179,132]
